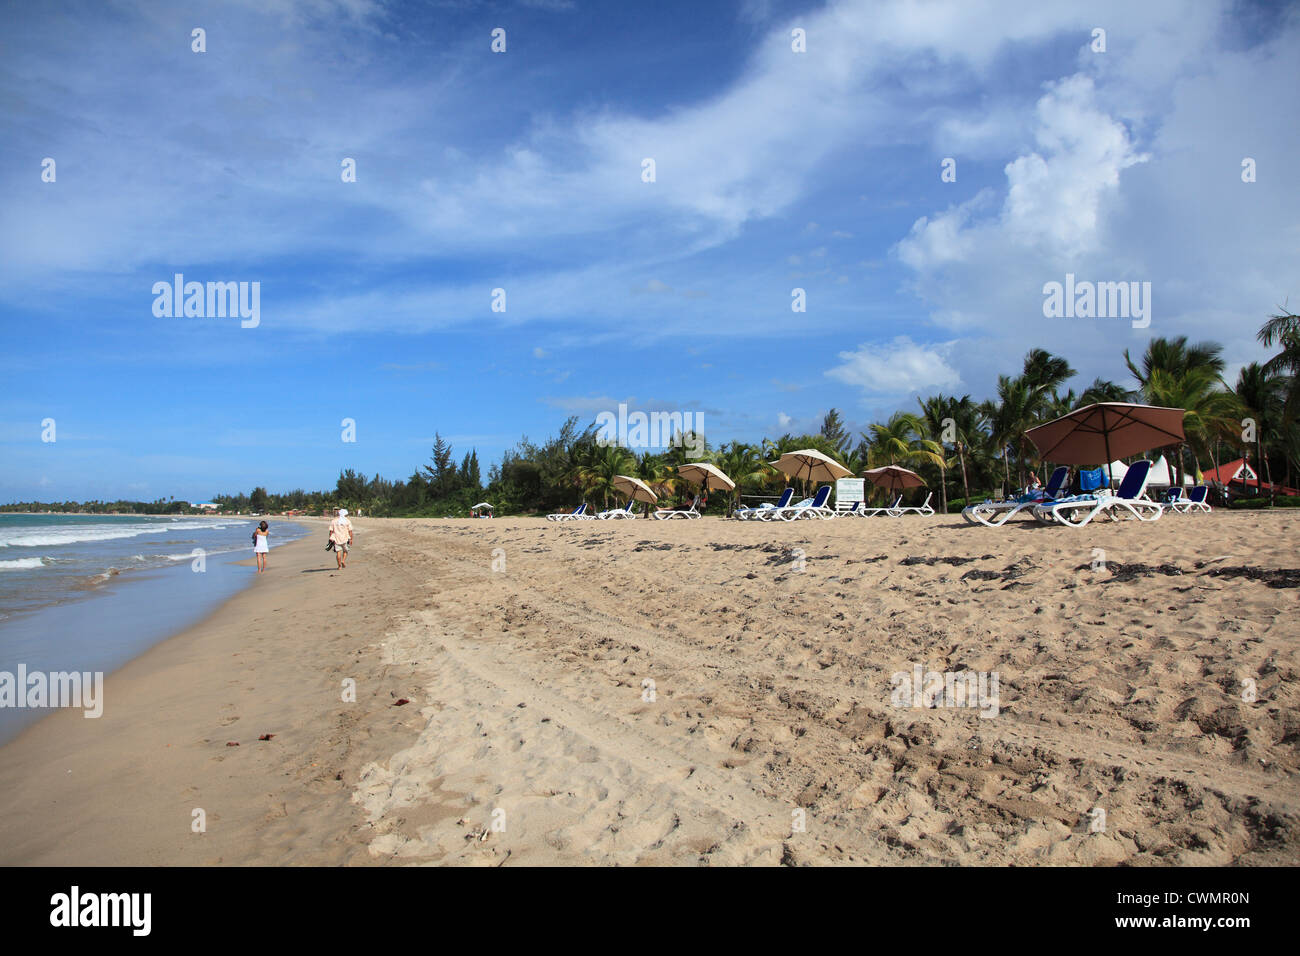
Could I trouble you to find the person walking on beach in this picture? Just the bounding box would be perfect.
[253,520,270,573]
[329,508,353,570]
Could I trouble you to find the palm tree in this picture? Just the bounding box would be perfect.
[1022,348,1076,399]
[933,395,986,505]
[713,441,769,515]
[1259,309,1300,427]
[576,443,636,510]
[864,412,944,503]
[1079,377,1132,405]
[982,375,1035,492]
[1126,337,1233,487]
[635,452,679,508]
[1235,362,1286,502]
[1142,366,1240,489]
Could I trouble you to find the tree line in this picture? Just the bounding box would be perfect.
[6,311,1296,516]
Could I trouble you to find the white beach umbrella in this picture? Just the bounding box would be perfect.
[769,449,852,486]
[676,462,735,491]
[612,475,658,503]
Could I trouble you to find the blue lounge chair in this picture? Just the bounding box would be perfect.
[1032,459,1163,526]
[599,500,639,519]
[1169,485,1211,514]
[734,488,794,520]
[963,466,1070,527]
[772,484,835,521]
[547,503,588,522]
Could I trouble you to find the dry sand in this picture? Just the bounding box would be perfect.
[1,510,1297,865]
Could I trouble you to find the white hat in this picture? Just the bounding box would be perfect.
[339,508,348,517]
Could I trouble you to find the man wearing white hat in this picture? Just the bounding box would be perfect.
[329,508,354,570]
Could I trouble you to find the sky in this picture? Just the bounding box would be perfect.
[1,0,1297,502]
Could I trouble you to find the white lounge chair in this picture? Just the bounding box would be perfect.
[598,500,639,519]
[862,495,902,517]
[546,503,588,522]
[1169,485,1211,514]
[963,466,1069,527]
[734,489,794,520]
[653,495,701,520]
[1032,459,1163,527]
[886,491,934,517]
[769,485,835,521]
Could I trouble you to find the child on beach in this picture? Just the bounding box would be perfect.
[253,521,269,572]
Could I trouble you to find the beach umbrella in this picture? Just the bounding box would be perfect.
[612,475,658,503]
[1026,402,1185,486]
[861,465,926,492]
[676,462,735,491]
[769,449,852,489]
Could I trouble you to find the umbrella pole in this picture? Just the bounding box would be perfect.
[1104,431,1113,489]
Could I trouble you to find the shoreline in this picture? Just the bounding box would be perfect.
[0,517,313,744]
[1,512,1296,865]
[0,518,426,865]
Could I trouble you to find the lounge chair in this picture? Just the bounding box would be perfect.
[771,485,835,521]
[886,491,935,517]
[862,495,902,517]
[838,500,866,517]
[734,488,793,520]
[653,495,701,520]
[1032,459,1163,527]
[598,500,639,519]
[546,503,588,522]
[1169,485,1211,514]
[963,466,1070,527]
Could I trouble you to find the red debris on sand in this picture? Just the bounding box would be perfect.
[395,698,410,706]
[258,734,275,741]
[226,742,239,747]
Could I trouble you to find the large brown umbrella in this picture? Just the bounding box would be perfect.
[1025,403,1185,485]
[612,475,658,504]
[769,449,852,487]
[676,462,735,491]
[862,465,926,492]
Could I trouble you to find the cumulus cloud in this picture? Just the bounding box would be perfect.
[898,75,1148,269]
[826,337,963,397]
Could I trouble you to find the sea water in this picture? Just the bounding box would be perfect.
[0,514,307,743]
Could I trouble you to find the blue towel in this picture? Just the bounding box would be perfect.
[1079,467,1105,492]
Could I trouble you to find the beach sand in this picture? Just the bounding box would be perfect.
[1,511,1297,865]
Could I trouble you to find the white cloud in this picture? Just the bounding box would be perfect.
[898,75,1148,269]
[826,336,963,396]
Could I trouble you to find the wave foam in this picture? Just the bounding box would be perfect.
[0,520,245,549]
[0,557,48,570]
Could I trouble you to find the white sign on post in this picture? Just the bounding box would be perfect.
[835,478,865,513]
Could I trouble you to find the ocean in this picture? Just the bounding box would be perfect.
[0,514,308,743]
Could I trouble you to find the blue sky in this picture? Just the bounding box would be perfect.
[1,0,1297,502]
